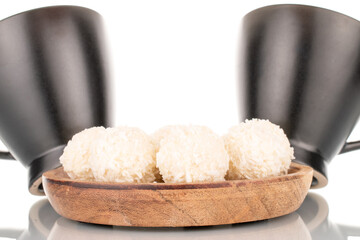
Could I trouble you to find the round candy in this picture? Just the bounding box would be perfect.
[90,127,156,183]
[155,125,229,183]
[224,119,294,180]
[60,126,105,180]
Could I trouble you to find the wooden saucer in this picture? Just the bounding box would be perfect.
[42,162,313,227]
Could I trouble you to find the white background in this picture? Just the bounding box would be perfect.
[1,0,360,232]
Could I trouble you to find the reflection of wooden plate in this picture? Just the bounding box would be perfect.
[42,162,313,227]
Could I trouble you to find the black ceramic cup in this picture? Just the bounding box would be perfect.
[0,6,112,195]
[239,4,360,188]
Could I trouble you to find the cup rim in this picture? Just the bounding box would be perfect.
[0,5,101,25]
[243,4,360,26]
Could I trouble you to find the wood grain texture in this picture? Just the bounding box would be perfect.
[42,162,313,227]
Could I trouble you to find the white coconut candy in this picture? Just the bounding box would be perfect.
[224,119,294,180]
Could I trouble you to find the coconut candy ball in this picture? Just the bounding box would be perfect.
[151,125,188,182]
[89,126,156,183]
[155,125,229,183]
[152,125,186,153]
[224,119,294,180]
[60,126,106,180]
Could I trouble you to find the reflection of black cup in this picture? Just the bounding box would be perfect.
[0,6,112,195]
[298,193,360,240]
[239,4,360,188]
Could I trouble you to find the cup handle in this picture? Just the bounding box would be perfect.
[340,141,360,154]
[0,151,15,160]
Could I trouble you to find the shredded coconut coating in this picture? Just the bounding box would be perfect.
[90,127,156,183]
[152,125,187,153]
[60,127,106,180]
[152,125,188,182]
[224,119,294,180]
[155,125,229,183]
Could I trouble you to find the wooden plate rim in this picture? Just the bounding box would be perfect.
[43,162,312,191]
